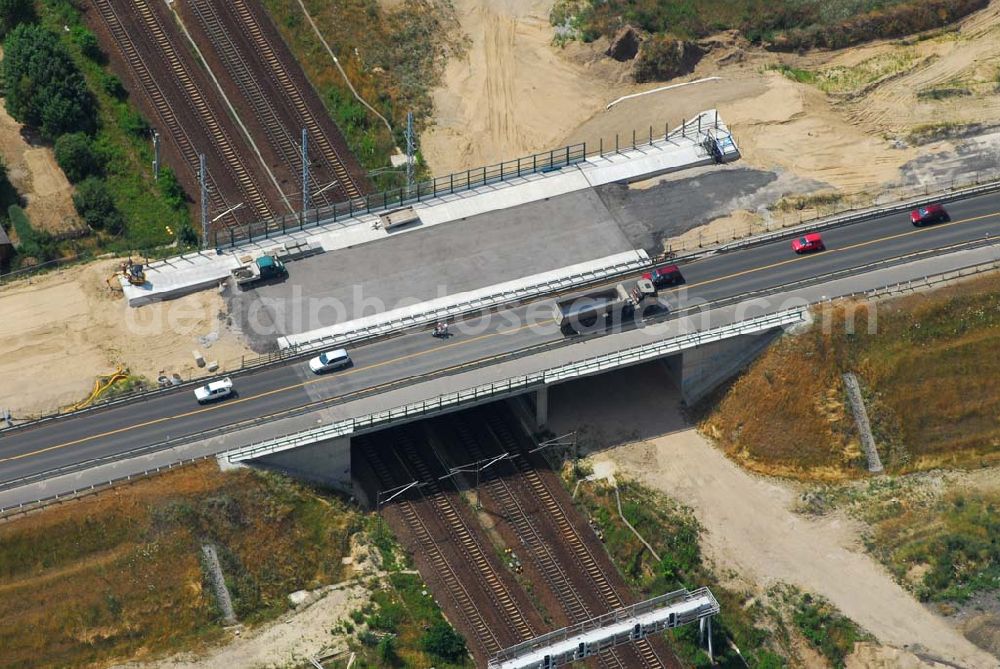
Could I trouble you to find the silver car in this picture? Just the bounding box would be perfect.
[194,377,234,403]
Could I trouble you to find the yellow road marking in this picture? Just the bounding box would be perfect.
[4,209,996,464]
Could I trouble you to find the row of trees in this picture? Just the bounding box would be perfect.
[2,14,130,240]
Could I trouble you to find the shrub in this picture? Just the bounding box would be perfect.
[100,72,127,100]
[0,0,33,38]
[54,132,100,182]
[634,35,704,82]
[73,177,124,235]
[8,204,57,261]
[2,23,97,139]
[71,26,104,63]
[420,621,467,663]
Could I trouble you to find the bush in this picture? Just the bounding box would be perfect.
[420,621,466,663]
[634,35,704,82]
[73,177,124,235]
[71,26,104,63]
[54,132,100,182]
[8,204,57,261]
[2,24,96,139]
[100,72,127,100]
[0,0,33,38]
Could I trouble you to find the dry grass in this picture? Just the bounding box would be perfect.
[0,462,361,669]
[703,272,1000,480]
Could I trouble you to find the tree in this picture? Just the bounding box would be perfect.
[420,621,466,663]
[73,177,124,235]
[3,24,97,139]
[0,0,34,38]
[54,132,100,182]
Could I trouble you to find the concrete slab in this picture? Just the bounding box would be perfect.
[276,249,649,350]
[229,187,635,349]
[124,111,735,308]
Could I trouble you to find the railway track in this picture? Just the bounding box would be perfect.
[91,0,226,216]
[185,0,310,198]
[227,0,364,202]
[111,0,277,221]
[392,430,538,645]
[359,438,505,656]
[443,413,634,669]
[482,405,669,668]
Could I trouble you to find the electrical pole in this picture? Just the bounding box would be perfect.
[405,111,414,196]
[199,154,208,249]
[301,128,309,217]
[152,130,161,180]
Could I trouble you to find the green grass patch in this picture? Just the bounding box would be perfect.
[916,85,973,100]
[569,475,795,667]
[550,0,986,52]
[789,590,868,667]
[343,550,472,667]
[259,0,466,182]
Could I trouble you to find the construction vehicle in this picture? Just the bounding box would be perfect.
[231,255,287,288]
[106,258,147,290]
[552,278,658,334]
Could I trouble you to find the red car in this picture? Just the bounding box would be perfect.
[791,232,825,254]
[910,203,949,226]
[642,264,684,288]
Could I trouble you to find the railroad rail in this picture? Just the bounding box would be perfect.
[128,0,276,221]
[185,0,315,203]
[393,431,538,644]
[228,0,364,201]
[442,412,636,669]
[91,0,226,215]
[360,440,505,655]
[483,406,670,667]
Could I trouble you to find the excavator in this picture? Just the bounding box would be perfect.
[106,257,146,289]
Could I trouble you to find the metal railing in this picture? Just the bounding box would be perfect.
[225,308,806,462]
[488,587,719,668]
[210,111,733,249]
[212,143,588,247]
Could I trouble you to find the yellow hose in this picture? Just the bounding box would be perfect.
[65,365,129,411]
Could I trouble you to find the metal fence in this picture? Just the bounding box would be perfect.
[212,143,588,248]
[666,168,1000,254]
[209,111,731,249]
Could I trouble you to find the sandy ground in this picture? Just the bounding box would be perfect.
[0,95,83,238]
[422,0,1000,197]
[545,364,999,668]
[0,262,253,417]
[111,583,367,669]
[420,0,623,173]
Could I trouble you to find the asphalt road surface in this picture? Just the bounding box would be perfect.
[2,193,998,484]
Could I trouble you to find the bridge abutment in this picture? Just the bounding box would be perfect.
[247,436,353,495]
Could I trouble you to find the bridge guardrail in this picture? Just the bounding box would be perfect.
[709,177,1000,255]
[3,248,998,514]
[225,308,808,462]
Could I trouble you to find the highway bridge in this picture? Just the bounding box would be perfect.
[1,187,998,509]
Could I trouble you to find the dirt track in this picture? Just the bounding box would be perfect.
[545,364,1000,669]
